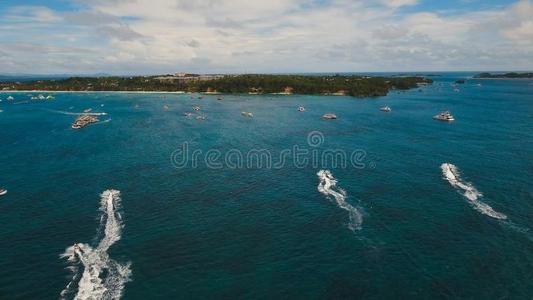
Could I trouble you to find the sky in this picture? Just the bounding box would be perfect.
[0,0,532,74]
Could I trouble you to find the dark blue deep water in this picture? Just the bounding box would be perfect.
[0,73,532,299]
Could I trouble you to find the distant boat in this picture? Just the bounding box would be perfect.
[163,105,170,111]
[380,106,391,112]
[0,189,6,196]
[183,112,193,117]
[196,115,206,120]
[193,106,200,111]
[322,113,337,119]
[7,96,14,101]
[241,111,253,118]
[83,108,92,113]
[433,111,455,121]
[298,106,305,112]
[217,97,223,101]
[0,109,3,113]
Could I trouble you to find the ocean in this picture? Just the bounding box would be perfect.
[0,73,532,299]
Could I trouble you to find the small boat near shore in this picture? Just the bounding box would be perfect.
[241,111,253,118]
[322,113,337,119]
[193,106,201,111]
[0,189,7,196]
[433,111,455,121]
[298,106,305,112]
[380,106,391,112]
[6,96,14,101]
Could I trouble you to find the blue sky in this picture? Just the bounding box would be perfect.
[1,0,532,74]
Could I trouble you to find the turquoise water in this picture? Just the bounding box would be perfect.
[0,73,532,299]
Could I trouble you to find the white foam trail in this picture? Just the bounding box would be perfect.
[44,108,108,116]
[317,170,363,231]
[60,190,131,300]
[441,163,507,220]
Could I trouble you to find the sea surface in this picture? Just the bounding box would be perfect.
[0,73,532,299]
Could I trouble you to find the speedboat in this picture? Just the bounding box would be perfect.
[433,111,455,121]
[0,189,7,196]
[322,113,337,119]
[298,106,305,112]
[241,111,253,118]
[380,106,391,112]
[441,163,458,181]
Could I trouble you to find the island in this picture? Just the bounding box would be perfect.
[0,73,432,97]
[474,72,533,79]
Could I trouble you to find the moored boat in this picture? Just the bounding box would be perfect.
[7,96,14,101]
[241,111,253,118]
[322,113,337,119]
[0,189,7,196]
[298,106,305,112]
[72,114,99,129]
[433,111,455,121]
[380,106,391,112]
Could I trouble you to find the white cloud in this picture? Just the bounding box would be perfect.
[0,0,532,74]
[382,0,419,8]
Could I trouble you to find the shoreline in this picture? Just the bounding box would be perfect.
[0,90,369,97]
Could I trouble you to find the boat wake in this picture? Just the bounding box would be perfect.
[441,163,507,220]
[44,108,108,116]
[317,170,363,231]
[60,190,131,300]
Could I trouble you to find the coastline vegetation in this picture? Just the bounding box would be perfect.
[0,74,432,97]
[474,72,533,79]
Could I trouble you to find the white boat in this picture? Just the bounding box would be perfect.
[0,109,3,113]
[241,111,253,118]
[7,96,14,101]
[322,113,337,119]
[298,106,305,112]
[183,112,193,117]
[46,95,55,100]
[38,94,46,100]
[196,115,206,120]
[163,105,170,111]
[193,106,201,111]
[0,189,7,196]
[433,111,455,121]
[380,106,391,112]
